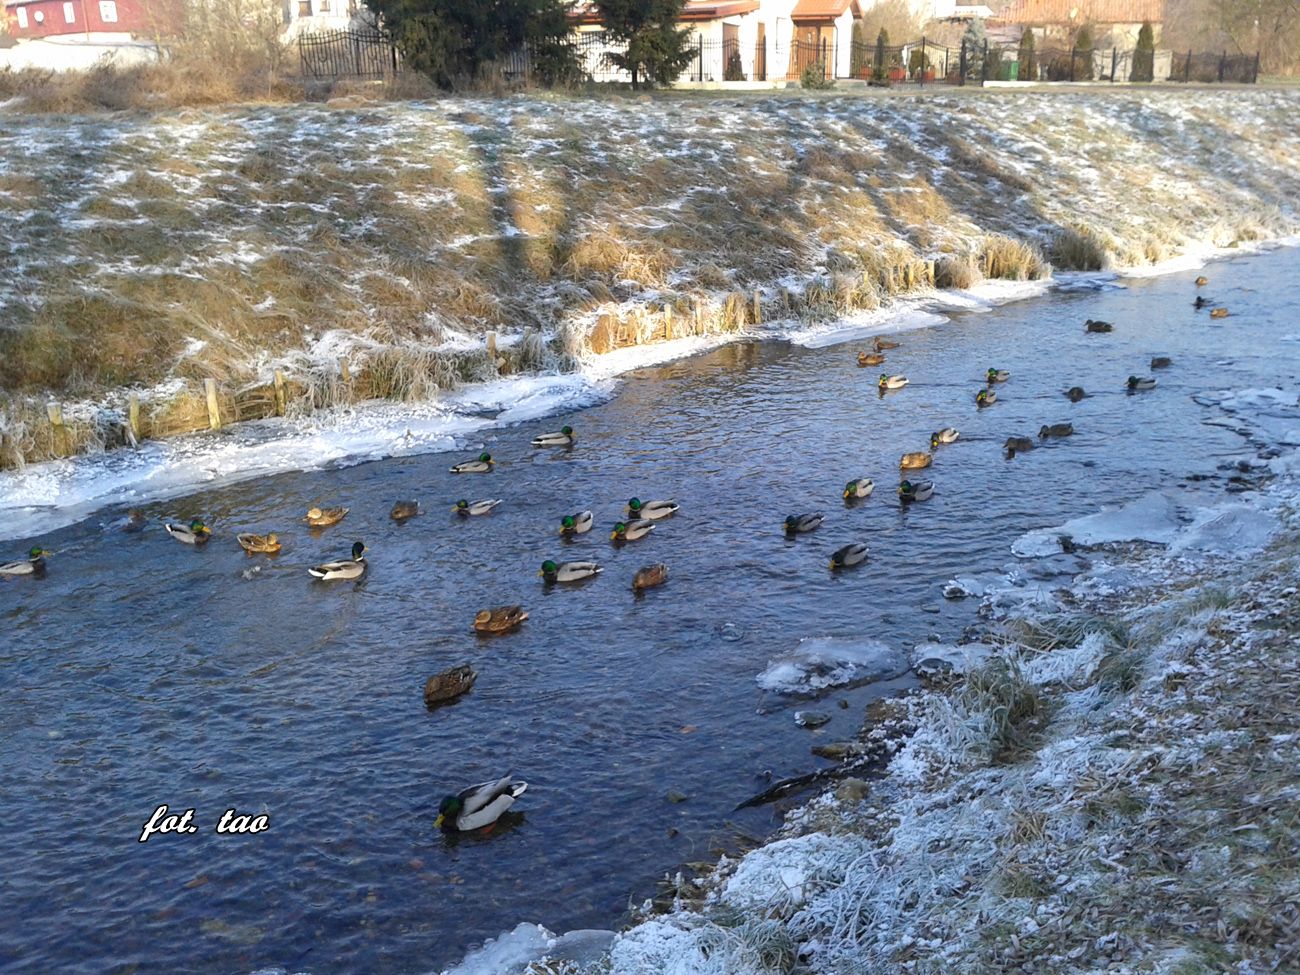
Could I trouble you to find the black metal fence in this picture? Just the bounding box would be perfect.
[298,28,398,79]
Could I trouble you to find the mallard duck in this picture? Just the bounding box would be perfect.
[560,511,594,535]
[540,559,601,583]
[436,775,528,832]
[474,606,528,634]
[611,519,655,542]
[1210,307,1229,319]
[1195,275,1209,286]
[626,498,678,519]
[976,389,997,407]
[900,451,933,470]
[986,368,1010,383]
[166,519,211,545]
[1151,356,1172,369]
[873,337,900,351]
[390,501,420,522]
[1039,423,1074,438]
[121,510,147,533]
[1127,375,1157,391]
[454,499,501,516]
[930,428,959,449]
[898,479,934,502]
[304,506,348,527]
[784,513,824,534]
[829,542,869,570]
[878,374,908,390]
[1085,319,1114,333]
[450,452,493,474]
[633,563,669,591]
[424,665,477,707]
[857,351,885,367]
[0,546,51,577]
[308,541,367,580]
[532,425,575,447]
[1004,436,1035,456]
[843,477,874,500]
[1194,296,1209,309]
[237,532,281,554]
[1066,386,1087,402]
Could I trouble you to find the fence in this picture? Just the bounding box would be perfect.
[295,29,1259,88]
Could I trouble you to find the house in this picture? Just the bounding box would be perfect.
[994,0,1164,46]
[3,0,162,39]
[280,0,373,40]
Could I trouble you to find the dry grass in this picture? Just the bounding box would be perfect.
[1049,225,1111,271]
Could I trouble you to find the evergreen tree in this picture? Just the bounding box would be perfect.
[850,20,866,77]
[594,0,695,89]
[875,27,889,72]
[1130,20,1155,82]
[1073,23,1095,80]
[961,17,987,79]
[363,0,576,89]
[1017,28,1036,81]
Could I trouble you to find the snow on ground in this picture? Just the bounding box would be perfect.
[756,637,908,695]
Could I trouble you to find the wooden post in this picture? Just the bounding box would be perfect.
[693,298,704,335]
[273,369,286,416]
[47,402,66,457]
[338,357,351,384]
[751,289,762,325]
[663,303,673,339]
[486,331,499,370]
[204,379,221,431]
[127,393,141,446]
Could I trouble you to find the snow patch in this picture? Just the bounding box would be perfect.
[756,637,908,695]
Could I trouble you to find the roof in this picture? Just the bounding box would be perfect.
[569,1,760,24]
[791,0,859,19]
[996,0,1165,24]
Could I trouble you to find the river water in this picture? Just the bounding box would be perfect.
[1,245,1297,975]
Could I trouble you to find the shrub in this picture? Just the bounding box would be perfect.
[1017,28,1036,81]
[1130,21,1155,82]
[724,48,745,81]
[875,27,890,71]
[1073,24,1095,80]
[801,60,835,89]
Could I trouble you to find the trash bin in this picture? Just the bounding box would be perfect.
[1000,60,1020,81]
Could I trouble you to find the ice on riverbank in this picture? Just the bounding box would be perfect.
[756,637,907,696]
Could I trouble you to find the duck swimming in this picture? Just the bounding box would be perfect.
[390,501,420,522]
[450,452,493,474]
[858,351,885,367]
[304,506,348,527]
[898,480,934,502]
[986,368,1010,383]
[166,519,211,545]
[900,451,933,470]
[829,542,869,570]
[540,560,601,583]
[1210,307,1229,319]
[308,541,367,581]
[626,498,678,519]
[632,563,669,591]
[878,374,908,390]
[1085,319,1114,333]
[454,499,501,516]
[424,665,477,707]
[560,511,594,535]
[1151,356,1172,369]
[1039,423,1074,438]
[784,513,824,534]
[0,546,51,577]
[1195,275,1209,286]
[436,775,528,832]
[843,477,874,500]
[531,426,575,447]
[873,337,900,351]
[237,533,281,554]
[1004,436,1035,456]
[976,389,997,407]
[1127,375,1157,391]
[1194,296,1209,309]
[611,520,655,542]
[1066,386,1087,402]
[474,606,528,634]
[930,428,959,449]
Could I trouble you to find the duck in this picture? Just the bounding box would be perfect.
[873,337,900,351]
[898,479,934,502]
[390,501,420,522]
[236,532,281,554]
[626,498,678,519]
[1004,436,1035,456]
[1085,319,1114,333]
[435,774,528,832]
[900,451,933,470]
[450,452,493,473]
[1194,296,1210,309]
[165,519,211,545]
[930,428,959,449]
[308,541,367,581]
[560,511,594,535]
[1195,275,1209,286]
[531,425,575,447]
[784,513,824,534]
[878,374,908,390]
[1210,307,1229,319]
[121,510,147,533]
[474,606,528,634]
[454,499,501,516]
[843,478,874,500]
[858,351,885,367]
[986,368,1011,383]
[424,664,477,707]
[1039,423,1074,438]
[0,546,51,577]
[632,563,669,591]
[829,542,870,570]
[304,506,348,527]
[1127,375,1157,391]
[976,389,997,407]
[540,559,602,583]
[611,519,655,542]
[1066,386,1087,402]
[1150,356,1172,369]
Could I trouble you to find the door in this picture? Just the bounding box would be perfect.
[754,22,766,81]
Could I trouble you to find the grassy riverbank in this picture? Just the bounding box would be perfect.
[2,88,1299,468]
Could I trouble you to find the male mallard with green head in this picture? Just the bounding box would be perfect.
[166,519,211,545]
[0,546,52,577]
[450,452,494,474]
[531,426,575,447]
[435,775,528,832]
[309,541,367,581]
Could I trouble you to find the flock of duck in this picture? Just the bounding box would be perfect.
[0,276,1221,831]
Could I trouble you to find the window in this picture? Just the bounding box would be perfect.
[64,1,76,22]
[98,0,118,22]
[33,9,45,23]
[319,0,330,11]
[298,0,312,15]
[16,6,28,28]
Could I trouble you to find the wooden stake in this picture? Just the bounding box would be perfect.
[204,379,221,431]
[273,370,286,416]
[752,289,762,324]
[47,402,66,457]
[663,303,673,339]
[127,393,141,444]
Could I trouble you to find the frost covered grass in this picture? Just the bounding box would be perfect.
[532,507,1300,975]
[3,88,1300,466]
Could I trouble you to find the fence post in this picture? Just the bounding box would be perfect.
[47,402,66,457]
[1069,48,1076,82]
[1111,47,1117,81]
[751,289,762,325]
[920,36,927,87]
[959,40,967,86]
[698,35,704,82]
[391,41,398,76]
[204,379,221,431]
[128,393,141,445]
[1218,50,1226,83]
[1252,51,1260,83]
[273,370,286,416]
[982,39,989,84]
[1184,50,1192,82]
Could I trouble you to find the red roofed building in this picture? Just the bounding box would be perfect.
[3,0,172,40]
[995,0,1164,45]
